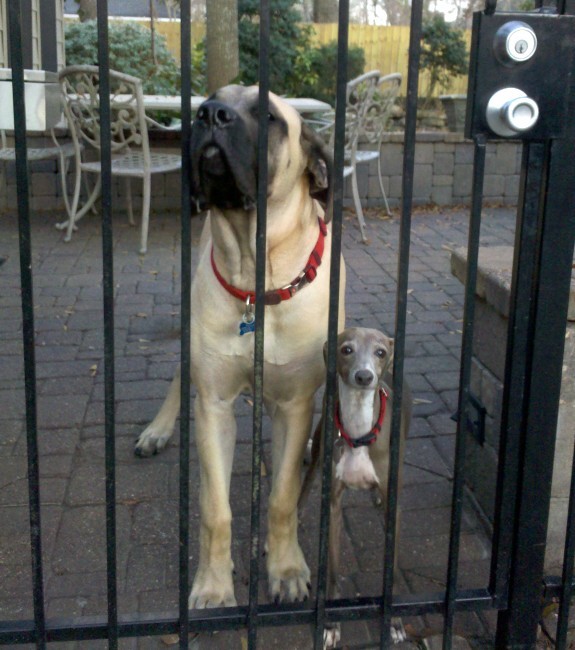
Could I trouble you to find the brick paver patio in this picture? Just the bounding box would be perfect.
[0,205,517,648]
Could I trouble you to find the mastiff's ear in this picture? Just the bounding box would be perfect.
[300,123,334,222]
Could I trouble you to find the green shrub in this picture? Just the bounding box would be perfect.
[64,20,181,96]
[296,41,366,104]
[420,15,468,101]
[238,0,315,96]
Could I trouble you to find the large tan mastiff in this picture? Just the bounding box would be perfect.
[135,85,346,608]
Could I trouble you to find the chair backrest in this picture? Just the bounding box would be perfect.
[361,72,402,144]
[343,70,381,152]
[58,65,150,159]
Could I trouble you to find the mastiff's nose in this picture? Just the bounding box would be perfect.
[196,100,237,129]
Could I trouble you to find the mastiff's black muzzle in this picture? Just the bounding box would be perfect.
[190,99,258,213]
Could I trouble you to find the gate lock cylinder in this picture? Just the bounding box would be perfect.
[494,21,538,64]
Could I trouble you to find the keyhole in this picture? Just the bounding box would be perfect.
[515,40,528,54]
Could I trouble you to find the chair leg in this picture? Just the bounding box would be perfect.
[125,177,135,225]
[350,165,369,243]
[139,176,151,254]
[377,156,392,216]
[56,153,80,231]
[63,176,102,242]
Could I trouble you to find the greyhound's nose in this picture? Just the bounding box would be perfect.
[196,100,237,129]
[354,369,374,387]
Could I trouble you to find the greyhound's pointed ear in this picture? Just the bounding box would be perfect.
[301,123,334,221]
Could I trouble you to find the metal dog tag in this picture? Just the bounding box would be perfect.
[239,318,256,336]
[239,299,255,336]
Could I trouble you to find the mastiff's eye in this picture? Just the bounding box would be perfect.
[375,348,386,358]
[340,345,353,356]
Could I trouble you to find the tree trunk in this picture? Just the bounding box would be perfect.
[76,0,97,22]
[206,0,239,94]
[313,0,338,22]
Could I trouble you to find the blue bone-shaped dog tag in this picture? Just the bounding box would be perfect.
[239,319,256,335]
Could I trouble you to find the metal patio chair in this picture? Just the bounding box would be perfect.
[309,71,402,242]
[57,65,182,254]
[0,128,77,192]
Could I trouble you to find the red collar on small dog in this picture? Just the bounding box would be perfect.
[211,218,327,306]
[335,387,388,449]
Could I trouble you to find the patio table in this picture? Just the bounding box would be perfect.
[141,94,332,116]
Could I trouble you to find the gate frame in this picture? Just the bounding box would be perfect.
[2,0,575,648]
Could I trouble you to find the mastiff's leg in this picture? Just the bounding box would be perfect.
[135,367,181,456]
[189,388,238,608]
[266,396,314,603]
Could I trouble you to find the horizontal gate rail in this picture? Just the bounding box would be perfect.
[0,587,497,643]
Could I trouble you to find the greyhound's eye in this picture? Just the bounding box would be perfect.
[268,112,276,122]
[375,348,386,358]
[340,345,353,355]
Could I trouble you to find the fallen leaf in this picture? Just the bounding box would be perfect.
[136,312,148,318]
[89,364,98,377]
[161,634,179,645]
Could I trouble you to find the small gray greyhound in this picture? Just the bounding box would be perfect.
[300,327,411,648]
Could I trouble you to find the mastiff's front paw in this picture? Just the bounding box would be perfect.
[189,566,237,609]
[267,542,311,603]
[134,423,173,457]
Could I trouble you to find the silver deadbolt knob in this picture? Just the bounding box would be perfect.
[494,21,537,65]
[486,88,539,137]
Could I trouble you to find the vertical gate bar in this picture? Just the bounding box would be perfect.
[489,142,547,605]
[18,0,32,68]
[7,0,46,646]
[380,0,423,643]
[550,6,575,644]
[96,2,118,647]
[556,431,575,648]
[247,2,270,646]
[178,0,192,646]
[313,2,349,646]
[443,136,487,650]
[496,133,575,646]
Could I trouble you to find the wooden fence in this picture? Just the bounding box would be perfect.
[133,19,472,97]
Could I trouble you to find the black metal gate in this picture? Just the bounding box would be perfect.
[2,0,575,647]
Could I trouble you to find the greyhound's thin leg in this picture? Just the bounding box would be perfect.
[267,396,314,603]
[371,452,407,644]
[189,390,238,608]
[134,367,181,456]
[323,478,345,649]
